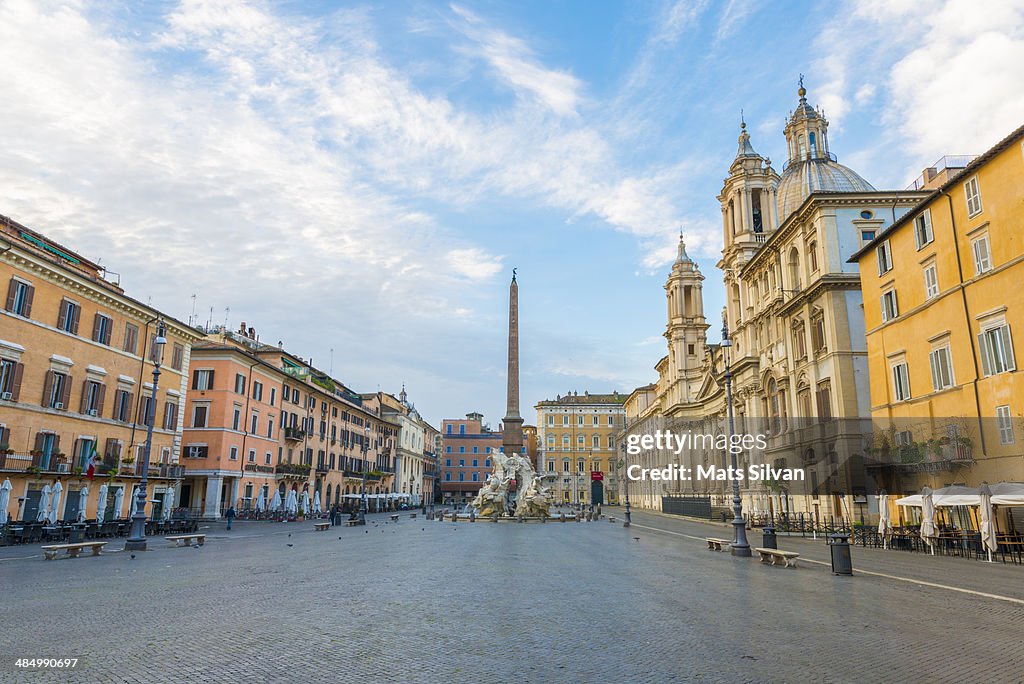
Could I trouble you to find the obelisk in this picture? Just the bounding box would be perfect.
[502,269,524,460]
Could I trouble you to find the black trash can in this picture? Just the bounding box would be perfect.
[829,534,853,575]
[69,526,84,544]
[762,526,777,550]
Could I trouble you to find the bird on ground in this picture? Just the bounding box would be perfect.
[130,553,136,560]
[632,537,640,542]
[286,543,294,547]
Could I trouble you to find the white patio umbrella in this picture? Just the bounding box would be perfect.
[48,481,63,524]
[255,489,266,513]
[96,484,108,523]
[299,490,309,515]
[312,491,322,515]
[270,489,283,511]
[113,487,124,520]
[77,485,89,523]
[920,486,937,555]
[877,492,892,550]
[991,482,1024,506]
[285,489,298,515]
[36,484,52,522]
[163,486,175,521]
[0,479,12,524]
[979,482,997,563]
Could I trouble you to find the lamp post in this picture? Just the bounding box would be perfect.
[620,418,631,527]
[721,310,751,556]
[359,424,369,523]
[125,320,166,552]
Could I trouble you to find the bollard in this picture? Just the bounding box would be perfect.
[762,526,777,550]
[829,534,853,575]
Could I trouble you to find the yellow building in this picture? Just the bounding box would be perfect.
[0,213,201,523]
[536,392,625,505]
[852,123,1024,495]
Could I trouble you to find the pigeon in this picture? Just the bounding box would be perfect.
[288,533,291,537]
[338,537,342,540]
[286,543,294,547]
[633,537,640,542]
[130,553,136,560]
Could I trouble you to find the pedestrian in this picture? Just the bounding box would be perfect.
[225,505,235,531]
[330,504,338,526]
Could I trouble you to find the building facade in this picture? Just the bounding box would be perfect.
[536,392,626,505]
[0,213,201,523]
[439,413,502,506]
[853,123,1024,494]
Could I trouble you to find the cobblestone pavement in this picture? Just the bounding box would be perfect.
[1,509,1022,683]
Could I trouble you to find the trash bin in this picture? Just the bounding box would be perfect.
[762,526,777,550]
[69,526,83,544]
[829,534,853,575]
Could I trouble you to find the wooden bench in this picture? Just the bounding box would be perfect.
[706,537,731,551]
[390,514,400,521]
[409,513,416,519]
[41,541,107,560]
[167,533,206,547]
[313,522,330,531]
[756,547,800,568]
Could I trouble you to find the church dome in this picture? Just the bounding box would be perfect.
[776,157,875,222]
[776,79,875,222]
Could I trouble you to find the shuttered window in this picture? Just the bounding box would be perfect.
[5,278,34,317]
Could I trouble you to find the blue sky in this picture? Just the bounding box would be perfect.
[1,0,1022,427]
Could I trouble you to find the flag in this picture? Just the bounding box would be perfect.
[86,446,101,481]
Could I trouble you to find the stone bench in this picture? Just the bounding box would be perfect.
[313,522,330,531]
[755,547,800,568]
[41,541,107,560]
[608,517,616,523]
[167,533,206,547]
[390,514,400,521]
[409,513,417,519]
[706,538,731,551]
[345,519,362,527]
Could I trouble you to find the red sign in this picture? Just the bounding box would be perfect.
[591,471,604,481]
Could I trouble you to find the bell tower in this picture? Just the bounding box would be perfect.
[664,235,708,406]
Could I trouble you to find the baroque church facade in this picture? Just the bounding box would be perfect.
[622,83,930,523]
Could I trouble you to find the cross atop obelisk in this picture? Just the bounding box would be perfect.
[502,269,524,459]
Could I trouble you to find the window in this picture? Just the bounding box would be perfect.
[608,415,614,426]
[881,290,899,322]
[860,210,874,219]
[929,346,954,391]
[0,359,24,401]
[608,436,614,449]
[252,381,263,401]
[792,322,807,360]
[170,343,184,371]
[472,459,478,467]
[248,449,256,463]
[913,209,934,249]
[547,461,554,472]
[577,415,584,426]
[577,460,585,473]
[193,369,215,391]
[472,473,479,482]
[808,241,819,272]
[232,407,241,431]
[113,389,133,422]
[964,176,982,217]
[472,446,478,454]
[250,412,258,434]
[446,424,452,434]
[811,314,826,353]
[971,236,992,275]
[891,362,911,402]
[162,401,178,430]
[459,447,465,454]
[459,459,464,466]
[562,435,569,448]
[445,473,451,481]
[592,415,599,426]
[547,435,554,449]
[876,241,893,275]
[186,445,208,459]
[92,313,113,345]
[192,404,209,428]
[229,446,238,460]
[924,264,939,299]
[458,473,464,482]
[269,387,276,406]
[978,322,1016,376]
[459,424,465,435]
[123,323,139,355]
[996,406,1015,445]
[577,435,584,450]
[562,415,569,426]
[547,415,553,426]
[485,459,491,467]
[485,447,491,454]
[593,435,600,448]
[445,447,451,454]
[267,420,274,439]
[235,373,246,394]
[80,380,104,415]
[57,299,80,334]
[860,230,876,245]
[815,381,832,420]
[5,278,34,317]
[43,370,70,409]
[562,460,570,472]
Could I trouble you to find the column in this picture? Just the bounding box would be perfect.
[204,475,223,520]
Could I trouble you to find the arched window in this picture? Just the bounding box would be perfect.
[326,483,332,504]
[593,434,600,448]
[809,241,819,272]
[798,135,806,158]
[788,247,801,291]
[562,434,570,448]
[809,132,817,156]
[729,199,737,235]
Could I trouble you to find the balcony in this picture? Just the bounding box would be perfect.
[284,427,305,442]
[276,462,311,478]
[316,462,329,475]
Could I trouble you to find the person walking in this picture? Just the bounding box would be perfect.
[330,504,338,526]
[225,505,236,531]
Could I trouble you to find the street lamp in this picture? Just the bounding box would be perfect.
[620,417,631,527]
[125,320,166,552]
[721,310,751,557]
[360,424,369,523]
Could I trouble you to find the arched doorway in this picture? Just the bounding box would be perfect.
[590,480,604,506]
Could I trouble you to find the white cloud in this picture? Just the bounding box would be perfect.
[445,248,504,281]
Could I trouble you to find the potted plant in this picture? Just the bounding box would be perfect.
[72,466,83,476]
[25,466,41,475]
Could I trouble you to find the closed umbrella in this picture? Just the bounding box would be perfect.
[285,489,297,515]
[312,491,322,515]
[877,491,892,549]
[920,486,937,555]
[255,489,266,513]
[48,481,63,524]
[77,485,89,523]
[270,490,282,511]
[300,490,309,515]
[113,487,124,520]
[979,482,997,562]
[163,486,175,521]
[96,484,109,523]
[37,484,52,522]
[0,479,12,524]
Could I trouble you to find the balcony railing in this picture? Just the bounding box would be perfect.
[284,427,305,441]
[276,462,311,477]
